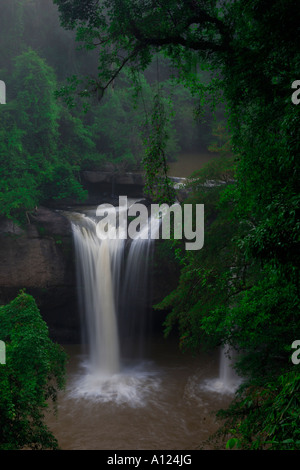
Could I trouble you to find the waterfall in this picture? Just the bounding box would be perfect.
[72,216,123,376]
[219,345,241,392]
[71,202,155,379]
[202,344,241,394]
[119,220,154,359]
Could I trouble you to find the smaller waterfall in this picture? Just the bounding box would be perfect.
[119,215,155,359]
[218,345,241,393]
[202,345,241,395]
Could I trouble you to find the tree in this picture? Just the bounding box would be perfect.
[0,291,67,450]
[53,0,230,89]
[0,48,88,222]
[12,48,60,156]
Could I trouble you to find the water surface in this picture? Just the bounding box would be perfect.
[168,152,219,178]
[46,340,234,450]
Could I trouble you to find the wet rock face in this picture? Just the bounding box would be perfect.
[0,207,74,289]
[0,207,80,343]
[0,230,65,289]
[28,206,72,237]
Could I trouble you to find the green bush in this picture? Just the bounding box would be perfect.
[0,291,67,450]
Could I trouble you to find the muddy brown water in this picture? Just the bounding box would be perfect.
[168,152,218,178]
[45,339,234,451]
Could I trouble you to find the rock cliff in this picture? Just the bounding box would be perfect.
[0,207,80,343]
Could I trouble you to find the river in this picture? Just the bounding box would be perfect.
[45,340,234,450]
[168,151,218,178]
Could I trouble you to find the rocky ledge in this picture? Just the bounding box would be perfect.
[0,207,80,343]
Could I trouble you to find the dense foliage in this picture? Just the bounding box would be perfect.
[0,48,89,223]
[0,292,67,450]
[0,0,213,222]
[0,0,216,449]
[0,0,298,450]
[52,0,300,449]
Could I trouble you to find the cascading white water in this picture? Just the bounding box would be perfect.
[119,214,156,359]
[219,345,241,392]
[70,202,156,385]
[202,344,241,394]
[69,203,242,400]
[72,215,123,376]
[67,203,163,405]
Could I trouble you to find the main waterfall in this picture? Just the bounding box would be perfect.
[66,199,239,406]
[72,217,123,376]
[71,202,155,383]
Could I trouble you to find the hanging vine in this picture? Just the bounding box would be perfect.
[142,91,176,205]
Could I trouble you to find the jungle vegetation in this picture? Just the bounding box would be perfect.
[0,0,299,450]
[52,0,299,449]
